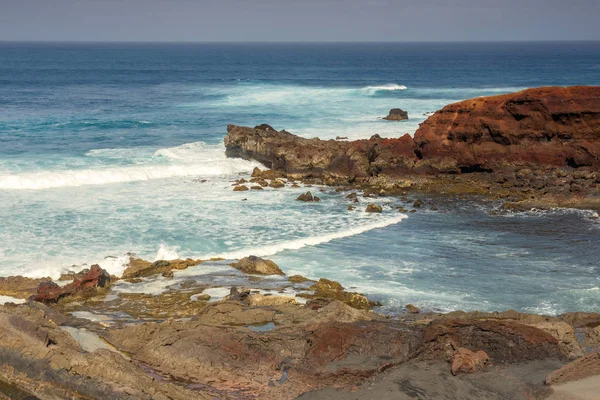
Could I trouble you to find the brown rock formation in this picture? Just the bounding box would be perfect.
[230,255,285,275]
[450,347,490,375]
[0,276,52,299]
[383,108,409,121]
[414,86,600,172]
[545,351,600,385]
[122,257,202,279]
[30,265,110,303]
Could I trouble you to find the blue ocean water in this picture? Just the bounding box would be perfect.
[1,42,599,314]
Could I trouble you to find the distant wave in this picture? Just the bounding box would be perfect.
[204,214,407,260]
[361,84,408,95]
[0,142,259,190]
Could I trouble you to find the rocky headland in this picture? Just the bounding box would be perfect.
[225,86,600,210]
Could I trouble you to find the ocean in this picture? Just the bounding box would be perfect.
[1,41,599,314]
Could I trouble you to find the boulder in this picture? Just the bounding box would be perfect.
[297,191,320,202]
[450,347,490,375]
[305,278,380,310]
[383,108,409,121]
[233,184,249,191]
[229,256,284,275]
[366,203,383,213]
[268,179,285,188]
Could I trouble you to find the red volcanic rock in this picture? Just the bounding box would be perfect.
[450,347,490,375]
[30,265,110,303]
[414,86,600,172]
[423,319,568,363]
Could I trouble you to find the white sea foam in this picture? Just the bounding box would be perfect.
[361,84,408,94]
[0,142,260,190]
[0,295,26,305]
[154,243,180,261]
[204,214,407,260]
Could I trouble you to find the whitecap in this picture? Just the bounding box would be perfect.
[203,214,407,260]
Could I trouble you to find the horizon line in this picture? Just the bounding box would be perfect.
[1,39,599,45]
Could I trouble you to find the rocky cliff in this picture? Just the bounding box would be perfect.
[414,86,600,172]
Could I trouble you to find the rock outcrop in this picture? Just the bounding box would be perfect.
[383,108,408,121]
[224,87,600,209]
[229,256,285,275]
[30,265,110,303]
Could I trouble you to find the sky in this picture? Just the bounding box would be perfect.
[0,0,599,42]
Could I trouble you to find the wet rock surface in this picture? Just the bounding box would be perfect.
[383,108,409,121]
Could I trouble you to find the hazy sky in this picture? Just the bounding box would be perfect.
[1,0,599,42]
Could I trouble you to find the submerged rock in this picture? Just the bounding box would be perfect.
[230,255,285,275]
[383,108,409,121]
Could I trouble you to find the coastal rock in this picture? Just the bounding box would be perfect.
[268,179,285,188]
[288,274,311,283]
[0,276,52,299]
[30,265,110,303]
[414,86,600,171]
[304,278,380,310]
[0,303,205,399]
[58,268,90,281]
[233,184,249,191]
[545,351,600,385]
[365,203,382,213]
[405,304,420,314]
[423,319,568,363]
[230,255,285,275]
[450,347,490,375]
[296,191,320,202]
[122,257,201,279]
[383,108,409,121]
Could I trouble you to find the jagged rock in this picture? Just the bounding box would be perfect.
[450,347,490,375]
[233,184,249,191]
[229,256,284,275]
[383,108,409,121]
[365,203,382,213]
[304,278,380,310]
[297,191,320,202]
[30,265,110,303]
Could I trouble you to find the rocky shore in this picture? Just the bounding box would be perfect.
[224,86,600,210]
[1,86,599,399]
[2,255,600,400]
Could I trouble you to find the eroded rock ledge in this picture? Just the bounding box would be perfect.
[224,87,600,210]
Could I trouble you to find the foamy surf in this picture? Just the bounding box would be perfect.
[361,84,408,95]
[0,142,260,190]
[203,214,407,260]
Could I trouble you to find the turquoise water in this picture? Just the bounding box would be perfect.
[1,42,599,314]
